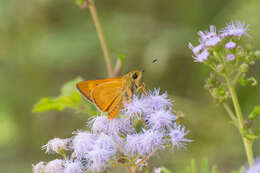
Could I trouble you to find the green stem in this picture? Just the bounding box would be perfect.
[224,76,254,167]
[88,0,113,77]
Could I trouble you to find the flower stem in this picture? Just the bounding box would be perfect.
[224,75,254,167]
[88,0,113,77]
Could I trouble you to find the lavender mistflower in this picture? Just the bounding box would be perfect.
[89,115,135,135]
[220,21,250,38]
[245,158,260,173]
[145,110,177,130]
[86,148,115,172]
[44,159,64,173]
[169,125,192,149]
[143,89,172,113]
[124,95,145,119]
[194,50,210,62]
[33,161,46,173]
[188,43,204,55]
[89,115,109,134]
[72,132,96,157]
[95,133,118,152]
[64,161,82,173]
[126,130,164,157]
[225,41,236,49]
[226,54,235,61]
[42,138,70,154]
[198,25,221,47]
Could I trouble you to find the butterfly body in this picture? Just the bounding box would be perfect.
[76,70,146,119]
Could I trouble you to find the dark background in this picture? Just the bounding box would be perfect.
[0,0,260,172]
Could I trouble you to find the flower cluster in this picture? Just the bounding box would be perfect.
[33,89,191,173]
[189,21,258,104]
[189,21,250,62]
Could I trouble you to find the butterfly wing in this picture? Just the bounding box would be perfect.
[76,78,121,103]
[91,80,123,115]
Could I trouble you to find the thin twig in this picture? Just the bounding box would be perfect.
[223,103,237,123]
[88,0,113,77]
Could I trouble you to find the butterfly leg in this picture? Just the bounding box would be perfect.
[137,83,148,96]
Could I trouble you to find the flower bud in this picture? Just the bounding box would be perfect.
[240,63,249,72]
[216,64,224,73]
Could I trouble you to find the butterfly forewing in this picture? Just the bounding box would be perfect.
[91,80,123,113]
[76,78,121,102]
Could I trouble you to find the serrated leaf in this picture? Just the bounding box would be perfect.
[248,106,260,120]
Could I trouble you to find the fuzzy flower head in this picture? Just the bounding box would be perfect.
[198,25,221,47]
[145,110,177,130]
[42,138,70,154]
[220,21,250,38]
[33,161,46,173]
[89,115,135,135]
[245,158,260,173]
[123,95,146,119]
[188,43,204,55]
[125,129,164,157]
[44,159,64,173]
[64,161,82,173]
[142,89,172,113]
[226,54,235,61]
[169,125,192,149]
[72,132,96,157]
[194,50,210,62]
[225,41,236,49]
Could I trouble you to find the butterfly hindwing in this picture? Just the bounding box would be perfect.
[76,78,121,103]
[91,79,123,113]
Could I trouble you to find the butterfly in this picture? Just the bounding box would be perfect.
[76,70,147,119]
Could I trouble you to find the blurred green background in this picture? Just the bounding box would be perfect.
[0,0,260,172]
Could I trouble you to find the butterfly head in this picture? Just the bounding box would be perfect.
[124,70,143,86]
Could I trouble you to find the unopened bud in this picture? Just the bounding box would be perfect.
[240,63,249,73]
[216,64,224,73]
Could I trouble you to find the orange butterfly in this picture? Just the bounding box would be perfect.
[76,70,147,119]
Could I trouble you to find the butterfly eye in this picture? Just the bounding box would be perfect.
[132,73,138,79]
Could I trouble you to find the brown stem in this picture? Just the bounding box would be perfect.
[88,0,113,77]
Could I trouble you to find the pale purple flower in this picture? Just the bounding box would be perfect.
[89,115,109,134]
[135,159,148,170]
[220,21,250,38]
[169,125,192,149]
[86,147,115,172]
[72,132,96,157]
[188,43,204,55]
[89,115,135,135]
[225,41,236,49]
[145,110,177,130]
[142,89,172,113]
[44,159,64,173]
[64,161,82,173]
[226,54,235,61]
[198,25,221,47]
[194,50,210,62]
[125,130,164,157]
[42,138,70,154]
[33,161,46,173]
[95,133,118,152]
[245,158,260,173]
[123,95,146,119]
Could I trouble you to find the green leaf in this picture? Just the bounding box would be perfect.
[117,53,125,64]
[248,106,260,120]
[33,77,97,114]
[76,0,87,8]
[239,77,257,86]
